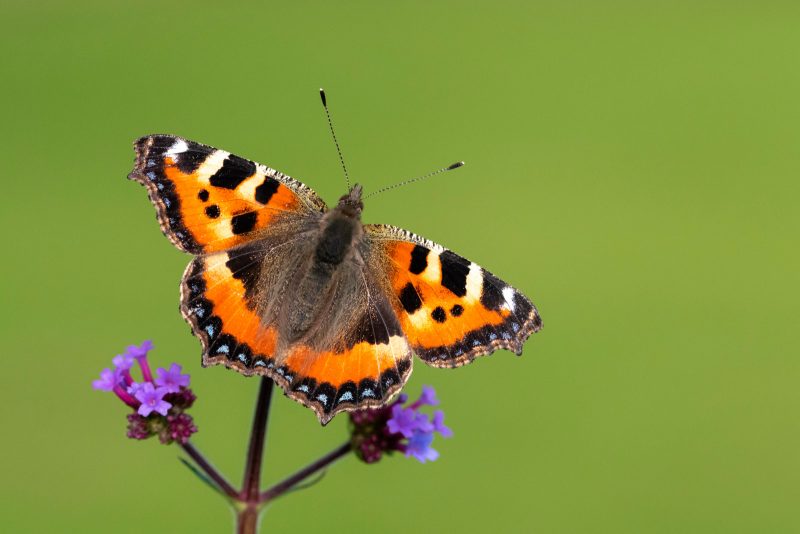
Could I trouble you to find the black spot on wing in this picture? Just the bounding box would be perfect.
[399,283,422,313]
[532,312,543,330]
[396,357,411,376]
[440,250,470,297]
[175,141,212,174]
[480,271,506,311]
[255,177,280,204]
[205,205,220,219]
[513,293,535,322]
[225,246,264,304]
[225,343,253,368]
[450,304,464,317]
[209,155,256,189]
[431,306,446,323]
[311,383,337,414]
[209,333,237,359]
[252,356,272,369]
[334,382,358,407]
[357,378,379,400]
[350,299,402,346]
[231,211,258,234]
[380,367,400,391]
[145,135,175,151]
[198,189,209,202]
[293,377,318,397]
[201,316,223,343]
[409,245,429,275]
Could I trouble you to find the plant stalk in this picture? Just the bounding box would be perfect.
[241,377,275,501]
[180,441,238,500]
[236,504,260,534]
[259,442,352,504]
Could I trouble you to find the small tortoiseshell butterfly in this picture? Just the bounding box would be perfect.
[129,96,542,424]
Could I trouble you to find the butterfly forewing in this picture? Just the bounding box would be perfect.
[364,224,542,368]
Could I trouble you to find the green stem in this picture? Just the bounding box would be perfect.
[180,441,238,500]
[259,442,352,504]
[241,377,274,502]
[236,504,260,534]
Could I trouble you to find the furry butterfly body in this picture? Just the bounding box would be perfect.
[129,134,542,424]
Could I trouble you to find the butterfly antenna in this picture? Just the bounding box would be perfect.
[363,161,465,199]
[319,88,351,190]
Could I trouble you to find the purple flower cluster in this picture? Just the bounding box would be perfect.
[349,386,452,464]
[93,341,197,444]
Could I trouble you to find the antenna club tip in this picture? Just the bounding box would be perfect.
[319,88,327,107]
[447,161,465,170]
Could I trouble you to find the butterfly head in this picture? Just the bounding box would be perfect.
[336,184,363,219]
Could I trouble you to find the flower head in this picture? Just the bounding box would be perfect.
[431,410,453,438]
[405,431,439,463]
[386,405,418,438]
[134,383,172,417]
[125,340,154,360]
[92,368,120,392]
[126,413,151,440]
[94,340,197,444]
[127,381,143,396]
[112,354,135,371]
[160,413,198,445]
[414,385,439,408]
[349,385,452,464]
[155,363,191,393]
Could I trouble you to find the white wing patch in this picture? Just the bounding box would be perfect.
[166,139,188,157]
[502,286,517,313]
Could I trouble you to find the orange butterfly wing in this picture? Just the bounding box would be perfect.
[365,225,542,368]
[128,135,325,254]
[280,293,413,424]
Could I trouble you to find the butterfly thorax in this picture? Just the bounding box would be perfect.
[280,184,365,344]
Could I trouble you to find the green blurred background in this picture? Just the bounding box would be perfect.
[2,1,799,532]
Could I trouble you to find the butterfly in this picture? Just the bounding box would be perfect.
[128,107,542,424]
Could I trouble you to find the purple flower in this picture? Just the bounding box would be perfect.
[134,383,172,417]
[92,368,119,391]
[95,340,199,445]
[405,431,439,463]
[350,385,452,464]
[124,340,154,360]
[387,401,434,438]
[155,363,190,393]
[432,410,453,438]
[387,405,418,438]
[112,353,134,371]
[125,340,154,381]
[413,385,439,408]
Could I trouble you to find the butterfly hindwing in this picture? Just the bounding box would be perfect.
[278,258,413,423]
[180,230,412,424]
[365,224,543,368]
[128,135,326,254]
